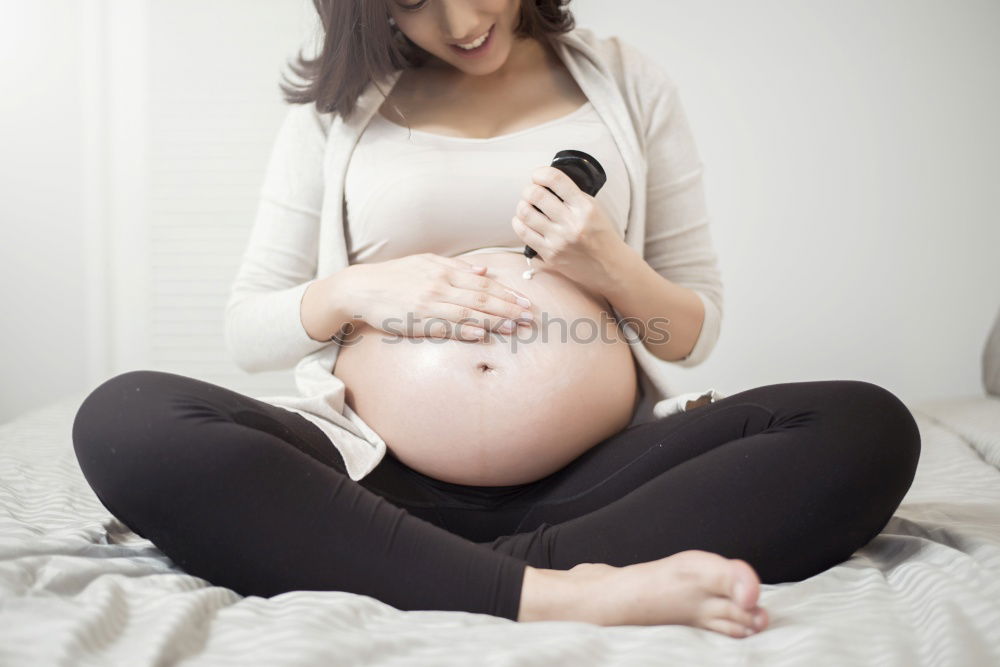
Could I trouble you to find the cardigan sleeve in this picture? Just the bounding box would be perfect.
[639,66,724,368]
[224,103,333,373]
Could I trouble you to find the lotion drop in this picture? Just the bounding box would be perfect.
[522,255,536,280]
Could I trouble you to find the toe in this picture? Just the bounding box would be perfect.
[702,616,756,639]
[723,600,758,630]
[727,559,761,610]
[750,606,769,631]
[726,601,768,633]
[705,597,765,633]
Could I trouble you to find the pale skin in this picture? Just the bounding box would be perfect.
[386,0,770,637]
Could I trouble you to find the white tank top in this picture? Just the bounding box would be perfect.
[344,100,631,264]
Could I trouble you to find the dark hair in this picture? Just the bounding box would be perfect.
[279,0,575,120]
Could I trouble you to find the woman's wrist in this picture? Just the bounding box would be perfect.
[301,265,364,342]
[592,240,640,301]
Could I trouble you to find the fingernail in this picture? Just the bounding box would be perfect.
[732,582,745,601]
[515,296,531,308]
[752,612,765,629]
[519,310,533,321]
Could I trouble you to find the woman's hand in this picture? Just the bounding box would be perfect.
[345,253,534,341]
[511,166,628,294]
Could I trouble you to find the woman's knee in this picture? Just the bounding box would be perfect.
[839,380,919,453]
[73,370,174,452]
[75,369,157,440]
[826,380,922,495]
[72,370,186,513]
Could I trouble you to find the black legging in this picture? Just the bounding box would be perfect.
[71,370,920,622]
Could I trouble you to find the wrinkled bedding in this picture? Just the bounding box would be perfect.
[1,391,999,666]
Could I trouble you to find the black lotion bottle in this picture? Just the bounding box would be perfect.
[522,149,608,276]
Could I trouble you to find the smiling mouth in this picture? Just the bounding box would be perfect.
[449,24,494,53]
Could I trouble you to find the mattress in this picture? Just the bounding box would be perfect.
[1,391,999,666]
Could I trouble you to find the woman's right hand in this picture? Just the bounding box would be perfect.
[345,253,534,341]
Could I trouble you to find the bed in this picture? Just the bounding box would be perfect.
[3,320,1000,666]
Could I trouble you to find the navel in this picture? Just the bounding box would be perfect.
[476,361,499,376]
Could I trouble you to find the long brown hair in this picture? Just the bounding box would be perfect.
[279,0,576,120]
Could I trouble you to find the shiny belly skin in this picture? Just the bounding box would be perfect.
[332,252,639,486]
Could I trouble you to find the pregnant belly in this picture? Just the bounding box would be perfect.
[332,251,639,486]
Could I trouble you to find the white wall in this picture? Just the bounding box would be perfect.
[1,0,998,423]
[605,0,1000,405]
[1,1,90,421]
[0,0,322,421]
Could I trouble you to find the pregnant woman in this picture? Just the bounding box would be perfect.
[71,0,921,639]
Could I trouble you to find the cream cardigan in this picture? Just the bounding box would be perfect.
[224,26,725,481]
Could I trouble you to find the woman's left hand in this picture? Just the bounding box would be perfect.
[511,165,627,293]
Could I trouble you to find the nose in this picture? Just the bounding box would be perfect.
[439,0,483,42]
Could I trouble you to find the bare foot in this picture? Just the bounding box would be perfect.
[518,550,770,638]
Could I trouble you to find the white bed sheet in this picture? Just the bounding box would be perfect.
[1,391,999,666]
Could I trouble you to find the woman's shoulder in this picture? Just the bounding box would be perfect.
[558,27,679,133]
[560,27,678,94]
[284,100,334,137]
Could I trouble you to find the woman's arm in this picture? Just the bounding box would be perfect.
[224,103,334,373]
[599,243,706,364]
[599,67,723,367]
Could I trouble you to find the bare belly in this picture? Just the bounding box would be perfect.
[332,251,639,486]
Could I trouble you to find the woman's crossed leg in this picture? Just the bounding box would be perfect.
[71,371,919,637]
[71,370,527,620]
[341,378,921,633]
[467,379,921,586]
